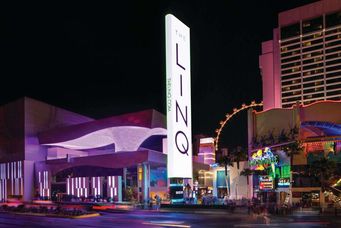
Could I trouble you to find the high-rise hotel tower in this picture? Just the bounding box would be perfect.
[260,0,341,110]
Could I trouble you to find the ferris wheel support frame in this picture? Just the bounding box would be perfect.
[214,101,263,151]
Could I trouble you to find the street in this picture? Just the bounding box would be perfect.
[0,209,340,227]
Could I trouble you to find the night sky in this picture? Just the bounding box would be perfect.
[2,0,318,149]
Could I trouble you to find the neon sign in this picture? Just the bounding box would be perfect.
[259,176,273,190]
[249,147,278,170]
[278,178,290,187]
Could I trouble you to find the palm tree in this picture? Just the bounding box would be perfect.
[309,157,336,192]
[289,126,299,140]
[240,168,253,185]
[278,129,289,144]
[240,168,253,199]
[231,146,248,170]
[218,154,234,197]
[282,140,304,166]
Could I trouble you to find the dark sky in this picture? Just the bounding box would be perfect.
[2,0,318,149]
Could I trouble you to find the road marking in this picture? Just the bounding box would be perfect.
[234,221,330,227]
[142,222,191,227]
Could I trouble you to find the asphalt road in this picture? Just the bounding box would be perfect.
[0,209,340,227]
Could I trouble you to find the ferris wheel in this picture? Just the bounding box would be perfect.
[214,101,263,151]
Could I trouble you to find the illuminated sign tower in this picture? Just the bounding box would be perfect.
[166,14,193,180]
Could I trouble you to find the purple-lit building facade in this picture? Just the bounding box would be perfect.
[259,0,341,110]
[0,97,210,203]
[0,98,94,201]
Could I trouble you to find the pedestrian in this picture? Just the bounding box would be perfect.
[149,197,153,209]
[223,194,228,206]
[275,204,279,215]
[263,207,270,225]
[247,200,251,215]
[155,194,161,211]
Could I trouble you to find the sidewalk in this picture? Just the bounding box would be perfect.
[158,206,248,215]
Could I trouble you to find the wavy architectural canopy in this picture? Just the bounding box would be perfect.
[39,109,167,152]
[43,126,167,151]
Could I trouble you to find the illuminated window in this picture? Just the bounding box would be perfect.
[313,33,322,38]
[314,69,323,74]
[304,53,312,58]
[303,93,324,99]
[292,67,300,72]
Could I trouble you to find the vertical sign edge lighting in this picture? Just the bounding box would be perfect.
[166,14,193,179]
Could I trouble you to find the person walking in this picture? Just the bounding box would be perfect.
[223,194,228,206]
[155,194,161,211]
[247,200,251,215]
[263,207,271,225]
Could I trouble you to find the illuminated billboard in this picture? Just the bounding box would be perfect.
[278,178,290,187]
[259,176,274,190]
[165,14,192,178]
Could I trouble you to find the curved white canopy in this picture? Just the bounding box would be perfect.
[43,126,167,152]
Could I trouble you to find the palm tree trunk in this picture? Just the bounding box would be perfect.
[225,176,230,197]
[320,175,325,208]
[225,165,229,197]
[246,176,249,199]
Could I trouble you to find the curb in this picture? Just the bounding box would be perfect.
[0,211,101,219]
[69,213,101,219]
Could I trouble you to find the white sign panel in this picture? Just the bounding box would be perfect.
[166,14,192,178]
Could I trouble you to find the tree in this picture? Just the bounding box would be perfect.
[309,157,336,192]
[252,136,260,148]
[289,126,299,140]
[217,153,234,197]
[240,168,253,199]
[231,146,248,170]
[240,168,253,185]
[267,130,276,145]
[282,140,304,166]
[278,129,289,144]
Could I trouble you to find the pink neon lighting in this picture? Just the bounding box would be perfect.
[254,100,341,115]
